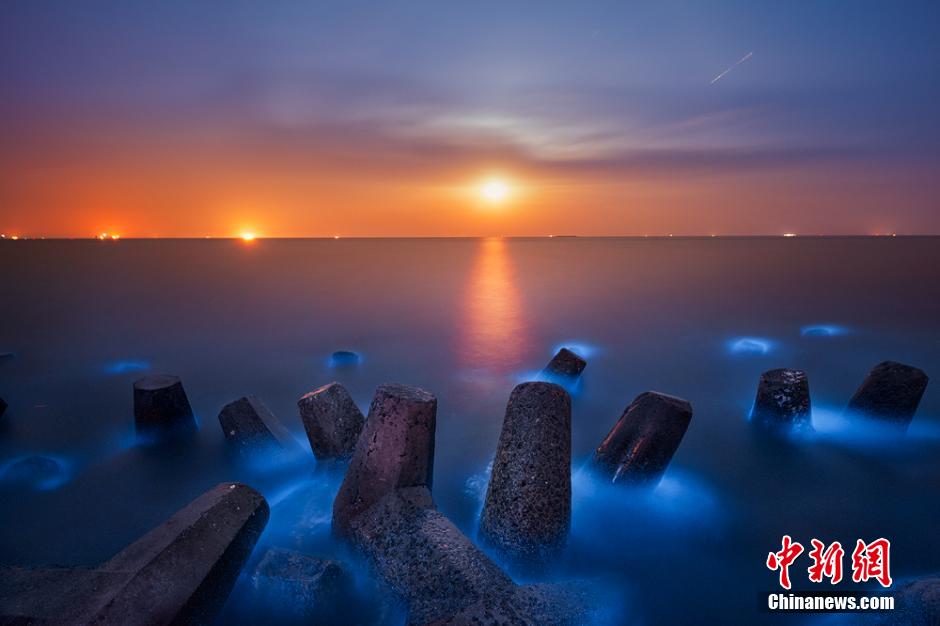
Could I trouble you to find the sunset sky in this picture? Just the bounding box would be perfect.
[1,1,938,237]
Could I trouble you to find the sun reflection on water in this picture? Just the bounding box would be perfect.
[457,238,530,382]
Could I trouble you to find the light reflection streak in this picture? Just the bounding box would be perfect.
[457,238,530,383]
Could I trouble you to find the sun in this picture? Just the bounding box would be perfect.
[479,178,512,204]
[240,232,256,241]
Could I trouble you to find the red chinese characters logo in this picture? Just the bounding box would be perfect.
[766,535,804,589]
[807,539,844,584]
[767,536,891,589]
[851,538,893,588]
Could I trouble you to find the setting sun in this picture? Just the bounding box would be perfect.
[240,232,256,241]
[479,178,512,205]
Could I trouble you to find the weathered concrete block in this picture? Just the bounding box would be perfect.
[347,486,515,623]
[750,368,811,430]
[331,383,592,624]
[332,383,436,536]
[543,347,587,380]
[847,361,929,429]
[479,382,571,569]
[133,374,196,440]
[95,482,269,623]
[248,547,354,622]
[298,382,365,461]
[0,567,129,624]
[0,482,269,625]
[218,395,300,457]
[347,486,590,625]
[592,391,693,485]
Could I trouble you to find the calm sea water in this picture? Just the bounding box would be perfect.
[1,237,938,625]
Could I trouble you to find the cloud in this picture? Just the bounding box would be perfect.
[0,61,934,222]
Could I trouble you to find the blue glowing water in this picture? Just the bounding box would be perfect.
[728,336,774,355]
[327,350,363,369]
[1,237,938,625]
[552,341,601,359]
[0,454,72,491]
[103,359,151,375]
[801,325,851,337]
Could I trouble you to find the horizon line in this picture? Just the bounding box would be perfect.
[0,234,931,241]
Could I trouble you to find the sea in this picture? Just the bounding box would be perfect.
[1,237,938,624]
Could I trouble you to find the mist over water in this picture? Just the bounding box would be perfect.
[1,237,939,624]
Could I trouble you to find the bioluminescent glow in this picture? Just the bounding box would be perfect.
[104,359,151,374]
[0,454,72,491]
[809,404,940,453]
[800,324,849,337]
[328,350,362,368]
[264,476,322,509]
[463,460,494,520]
[222,466,398,624]
[726,337,774,355]
[551,341,599,359]
[466,460,726,570]
[254,470,346,552]
[509,341,595,394]
[240,437,312,476]
[572,466,724,529]
[516,368,584,396]
[560,466,727,624]
[130,413,201,447]
[108,429,148,454]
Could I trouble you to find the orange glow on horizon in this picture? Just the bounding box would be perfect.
[0,129,933,237]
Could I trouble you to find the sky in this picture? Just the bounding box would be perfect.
[1,0,938,237]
